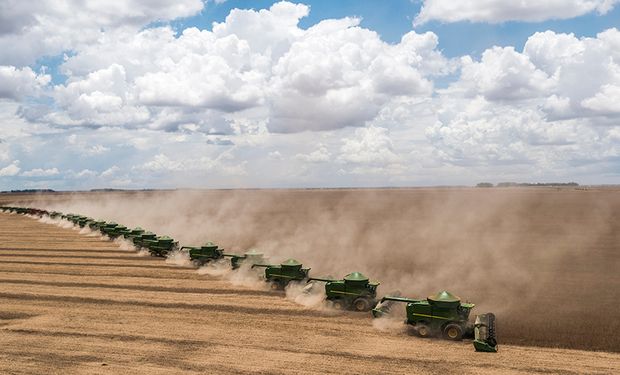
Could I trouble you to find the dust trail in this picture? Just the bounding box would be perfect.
[197,259,270,290]
[370,296,408,333]
[165,249,193,268]
[114,238,137,251]
[136,249,150,257]
[284,282,332,312]
[197,259,231,277]
[227,263,270,290]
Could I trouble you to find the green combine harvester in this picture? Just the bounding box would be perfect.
[307,272,379,311]
[142,235,178,257]
[106,224,129,239]
[99,222,119,236]
[224,249,266,269]
[180,242,224,266]
[123,227,145,242]
[77,217,94,228]
[372,291,498,352]
[88,220,107,231]
[252,259,310,289]
[133,231,157,248]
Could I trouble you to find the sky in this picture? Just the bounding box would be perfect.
[0,0,619,190]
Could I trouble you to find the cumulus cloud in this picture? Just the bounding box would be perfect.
[0,0,204,66]
[429,29,620,167]
[21,167,59,177]
[0,160,20,176]
[268,23,443,132]
[0,66,50,99]
[415,0,620,25]
[30,2,449,134]
[295,144,331,163]
[339,126,400,164]
[0,2,619,188]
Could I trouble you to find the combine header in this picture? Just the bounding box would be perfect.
[372,291,498,352]
[224,249,265,269]
[308,272,379,311]
[181,242,224,266]
[252,259,310,289]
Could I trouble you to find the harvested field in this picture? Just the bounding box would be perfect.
[8,188,620,352]
[1,210,619,374]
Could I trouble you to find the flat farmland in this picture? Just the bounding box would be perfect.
[1,188,619,374]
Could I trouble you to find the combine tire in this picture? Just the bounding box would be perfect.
[443,324,463,341]
[416,324,431,338]
[270,281,281,290]
[353,298,370,312]
[332,300,345,310]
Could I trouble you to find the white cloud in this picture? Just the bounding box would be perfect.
[581,84,620,114]
[100,165,120,178]
[0,0,204,66]
[75,169,97,178]
[415,0,620,25]
[33,2,449,134]
[21,167,59,177]
[453,47,555,101]
[339,126,400,164]
[295,144,331,163]
[0,66,50,99]
[0,160,20,176]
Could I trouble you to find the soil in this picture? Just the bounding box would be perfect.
[1,209,619,374]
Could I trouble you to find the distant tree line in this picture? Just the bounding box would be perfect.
[476,182,579,188]
[1,189,56,193]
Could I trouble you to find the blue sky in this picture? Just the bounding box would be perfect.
[1,0,619,189]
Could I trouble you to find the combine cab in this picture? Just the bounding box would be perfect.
[372,291,497,352]
[143,236,178,257]
[181,242,224,266]
[224,249,265,269]
[308,272,379,311]
[252,259,310,289]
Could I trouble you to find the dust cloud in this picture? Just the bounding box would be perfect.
[14,187,620,350]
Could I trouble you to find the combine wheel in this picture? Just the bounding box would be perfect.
[270,281,281,290]
[353,297,370,312]
[416,324,431,338]
[443,324,463,341]
[332,300,345,310]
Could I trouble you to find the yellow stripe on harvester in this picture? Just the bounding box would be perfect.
[330,291,360,296]
[412,313,451,320]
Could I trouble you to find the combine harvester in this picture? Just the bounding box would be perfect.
[142,235,178,257]
[372,291,498,352]
[252,259,310,289]
[180,241,224,266]
[307,272,379,311]
[123,227,145,242]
